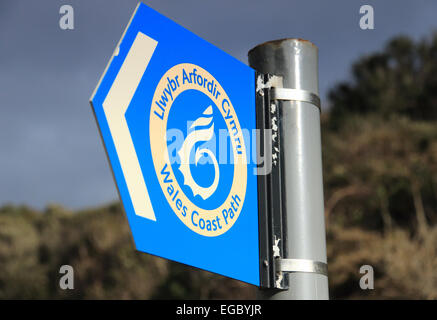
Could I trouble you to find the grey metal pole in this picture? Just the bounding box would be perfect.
[249,39,329,300]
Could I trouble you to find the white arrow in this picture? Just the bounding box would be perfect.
[100,31,158,221]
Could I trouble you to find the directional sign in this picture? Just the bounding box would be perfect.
[90,2,259,285]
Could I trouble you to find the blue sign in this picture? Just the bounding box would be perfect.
[90,2,259,285]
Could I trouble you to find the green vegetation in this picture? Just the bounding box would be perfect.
[323,33,437,299]
[0,33,436,299]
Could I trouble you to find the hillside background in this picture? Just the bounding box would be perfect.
[1,33,436,299]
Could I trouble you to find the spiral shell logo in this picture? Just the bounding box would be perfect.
[178,106,219,200]
[150,63,247,236]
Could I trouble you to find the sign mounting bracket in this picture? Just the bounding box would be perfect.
[256,73,326,290]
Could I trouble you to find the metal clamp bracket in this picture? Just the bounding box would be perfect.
[270,87,321,111]
[256,73,326,290]
[276,258,328,276]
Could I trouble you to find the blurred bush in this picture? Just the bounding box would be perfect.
[0,33,436,299]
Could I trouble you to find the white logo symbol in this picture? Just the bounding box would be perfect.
[178,106,219,200]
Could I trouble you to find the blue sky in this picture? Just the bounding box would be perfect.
[1,0,436,210]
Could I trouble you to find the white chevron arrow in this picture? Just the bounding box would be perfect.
[100,31,158,221]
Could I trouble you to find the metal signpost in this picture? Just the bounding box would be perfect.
[91,2,328,299]
[249,40,329,299]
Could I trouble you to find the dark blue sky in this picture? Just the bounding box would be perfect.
[1,0,436,210]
